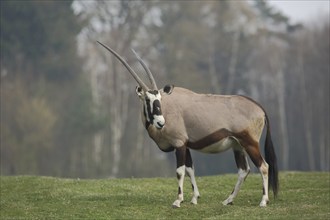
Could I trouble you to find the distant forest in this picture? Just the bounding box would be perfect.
[1,0,329,178]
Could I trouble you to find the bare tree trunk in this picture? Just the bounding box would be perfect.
[266,44,290,170]
[319,131,325,170]
[135,111,145,166]
[297,54,315,170]
[110,120,121,177]
[93,133,103,166]
[318,69,329,171]
[276,70,290,170]
[89,51,104,169]
[318,74,329,171]
[208,36,221,94]
[226,29,240,94]
[109,55,130,178]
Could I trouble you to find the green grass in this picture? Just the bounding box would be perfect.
[1,172,329,219]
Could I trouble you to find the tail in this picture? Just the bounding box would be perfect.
[264,113,279,197]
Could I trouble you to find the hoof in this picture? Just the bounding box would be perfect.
[172,200,181,208]
[222,200,233,206]
[259,197,269,207]
[190,197,198,205]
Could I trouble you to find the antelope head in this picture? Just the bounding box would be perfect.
[97,41,173,129]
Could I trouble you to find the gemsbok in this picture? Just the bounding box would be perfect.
[97,41,279,208]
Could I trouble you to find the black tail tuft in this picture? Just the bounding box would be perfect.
[264,114,279,197]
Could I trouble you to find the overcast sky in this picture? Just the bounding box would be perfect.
[268,0,330,23]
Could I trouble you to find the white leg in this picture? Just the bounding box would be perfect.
[223,167,250,205]
[186,166,200,205]
[172,165,185,208]
[259,161,269,207]
[223,153,250,205]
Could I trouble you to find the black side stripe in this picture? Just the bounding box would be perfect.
[143,105,151,129]
[145,99,154,124]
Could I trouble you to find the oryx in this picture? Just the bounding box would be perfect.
[97,41,279,208]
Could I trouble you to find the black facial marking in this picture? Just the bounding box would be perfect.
[153,100,162,115]
[143,91,164,128]
[145,98,154,124]
[149,90,159,95]
[143,106,151,129]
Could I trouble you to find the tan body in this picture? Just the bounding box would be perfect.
[142,86,278,208]
[145,87,265,153]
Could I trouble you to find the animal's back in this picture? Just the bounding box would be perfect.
[161,87,265,144]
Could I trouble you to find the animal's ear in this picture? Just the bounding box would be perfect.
[135,86,144,97]
[162,84,174,95]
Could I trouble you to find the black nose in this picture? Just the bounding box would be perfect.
[157,122,164,128]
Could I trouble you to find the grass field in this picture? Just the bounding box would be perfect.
[1,172,329,219]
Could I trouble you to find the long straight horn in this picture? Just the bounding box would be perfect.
[97,41,149,91]
[131,49,158,90]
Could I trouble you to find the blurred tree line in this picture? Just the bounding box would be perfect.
[1,1,103,177]
[1,0,329,178]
